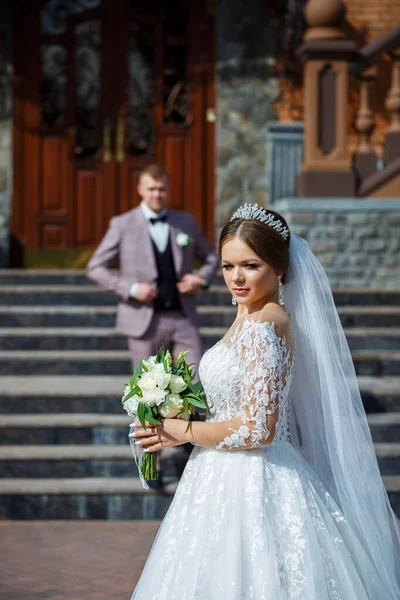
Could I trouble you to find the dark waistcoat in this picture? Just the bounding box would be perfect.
[152,237,182,312]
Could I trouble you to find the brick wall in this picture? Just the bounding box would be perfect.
[345,0,400,41]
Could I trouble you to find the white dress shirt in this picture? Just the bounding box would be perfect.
[129,202,170,298]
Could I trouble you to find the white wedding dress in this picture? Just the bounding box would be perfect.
[131,318,387,600]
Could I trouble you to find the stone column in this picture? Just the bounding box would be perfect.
[296,0,357,197]
[215,0,281,233]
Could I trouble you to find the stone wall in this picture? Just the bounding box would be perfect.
[215,0,281,234]
[0,0,12,267]
[275,199,400,288]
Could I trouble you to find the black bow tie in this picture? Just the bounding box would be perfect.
[149,214,168,225]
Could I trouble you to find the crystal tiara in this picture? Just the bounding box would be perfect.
[230,203,290,240]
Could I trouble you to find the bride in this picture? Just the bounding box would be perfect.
[130,204,400,599]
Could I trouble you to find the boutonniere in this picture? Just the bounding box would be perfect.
[176,232,193,247]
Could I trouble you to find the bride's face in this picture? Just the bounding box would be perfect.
[221,236,279,311]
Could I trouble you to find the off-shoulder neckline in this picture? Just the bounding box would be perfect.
[221,314,290,346]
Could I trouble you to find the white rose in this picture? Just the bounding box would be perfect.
[176,232,191,247]
[123,394,140,417]
[159,404,181,418]
[137,372,157,394]
[167,393,184,408]
[158,393,184,418]
[169,374,187,394]
[151,363,171,390]
[142,387,167,407]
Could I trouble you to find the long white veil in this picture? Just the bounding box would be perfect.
[285,235,400,598]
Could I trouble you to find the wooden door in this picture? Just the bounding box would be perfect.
[12,0,215,267]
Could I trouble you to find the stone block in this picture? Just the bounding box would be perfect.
[347,240,362,252]
[291,213,315,225]
[347,213,369,226]
[328,213,347,225]
[318,254,333,265]
[364,239,387,252]
[349,253,367,266]
[387,214,400,225]
[315,213,328,225]
[354,226,376,239]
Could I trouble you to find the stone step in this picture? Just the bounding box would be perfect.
[0,477,173,519]
[2,284,400,308]
[0,348,400,375]
[0,476,398,520]
[0,444,191,479]
[2,326,400,351]
[2,270,400,304]
[0,442,398,478]
[0,414,132,445]
[0,270,91,286]
[0,326,221,351]
[0,375,399,414]
[3,305,400,329]
[0,269,226,287]
[1,412,398,445]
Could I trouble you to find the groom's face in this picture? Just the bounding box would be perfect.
[138,174,169,214]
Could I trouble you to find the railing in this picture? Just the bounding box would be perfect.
[297,0,400,198]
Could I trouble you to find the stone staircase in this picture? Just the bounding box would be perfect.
[0,270,399,519]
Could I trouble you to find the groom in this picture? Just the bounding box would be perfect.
[87,164,218,370]
[87,164,218,489]
[87,163,218,372]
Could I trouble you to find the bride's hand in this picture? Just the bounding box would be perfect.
[129,419,191,452]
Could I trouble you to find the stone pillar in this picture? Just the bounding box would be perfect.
[296,0,357,197]
[0,0,12,267]
[215,0,281,233]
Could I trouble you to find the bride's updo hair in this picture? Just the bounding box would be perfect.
[219,209,291,283]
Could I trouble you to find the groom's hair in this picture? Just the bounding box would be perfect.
[139,164,169,181]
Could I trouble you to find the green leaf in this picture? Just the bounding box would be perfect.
[147,415,162,425]
[191,381,204,395]
[137,402,147,429]
[130,368,141,386]
[122,388,137,403]
[186,396,207,409]
[156,346,165,363]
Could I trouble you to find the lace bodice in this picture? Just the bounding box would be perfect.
[198,318,294,449]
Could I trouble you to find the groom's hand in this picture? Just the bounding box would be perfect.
[177,274,204,294]
[134,283,158,303]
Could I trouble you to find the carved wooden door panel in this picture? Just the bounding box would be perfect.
[12,0,215,267]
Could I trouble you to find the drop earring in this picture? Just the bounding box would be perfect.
[278,275,285,306]
[232,296,237,306]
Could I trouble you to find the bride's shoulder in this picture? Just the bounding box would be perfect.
[257,303,290,331]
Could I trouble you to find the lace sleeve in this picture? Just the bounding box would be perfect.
[189,320,294,451]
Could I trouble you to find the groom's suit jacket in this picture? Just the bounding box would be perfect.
[87,206,219,338]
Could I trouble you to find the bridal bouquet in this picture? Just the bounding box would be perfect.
[122,348,206,488]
